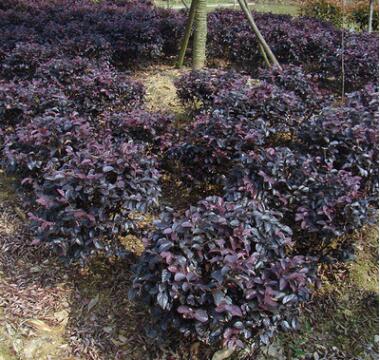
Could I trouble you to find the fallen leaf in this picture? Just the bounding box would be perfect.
[212,348,234,360]
[118,334,128,343]
[87,294,99,312]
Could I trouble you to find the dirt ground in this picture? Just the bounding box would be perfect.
[0,67,378,360]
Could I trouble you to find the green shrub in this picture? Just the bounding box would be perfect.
[300,0,379,31]
[350,2,379,31]
[299,0,344,27]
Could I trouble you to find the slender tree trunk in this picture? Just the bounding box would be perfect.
[192,0,207,70]
[237,0,282,69]
[259,43,271,67]
[368,0,374,32]
[176,0,198,68]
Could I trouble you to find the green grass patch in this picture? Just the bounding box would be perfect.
[155,1,300,15]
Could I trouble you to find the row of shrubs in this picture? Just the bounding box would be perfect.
[0,0,378,353]
[173,68,378,253]
[0,0,184,66]
[207,9,378,92]
[0,12,176,259]
[130,68,378,348]
[0,0,378,92]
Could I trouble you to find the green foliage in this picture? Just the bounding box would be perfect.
[300,0,379,30]
[351,2,379,31]
[300,0,345,28]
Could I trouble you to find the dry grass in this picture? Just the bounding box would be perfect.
[135,65,189,116]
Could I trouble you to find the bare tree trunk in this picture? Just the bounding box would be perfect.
[368,0,374,32]
[259,43,271,67]
[237,0,282,69]
[192,0,207,70]
[177,0,198,68]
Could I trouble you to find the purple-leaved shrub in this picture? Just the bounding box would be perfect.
[130,196,317,349]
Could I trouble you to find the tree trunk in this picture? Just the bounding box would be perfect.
[237,0,281,69]
[192,0,207,70]
[176,0,198,68]
[368,0,374,32]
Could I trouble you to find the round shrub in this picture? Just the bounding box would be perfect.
[64,69,145,115]
[35,56,105,85]
[0,42,57,80]
[257,65,331,112]
[166,112,270,185]
[3,114,93,175]
[130,196,317,349]
[104,109,176,152]
[298,103,379,200]
[0,79,71,132]
[225,147,374,253]
[176,69,250,110]
[177,70,307,130]
[30,137,161,259]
